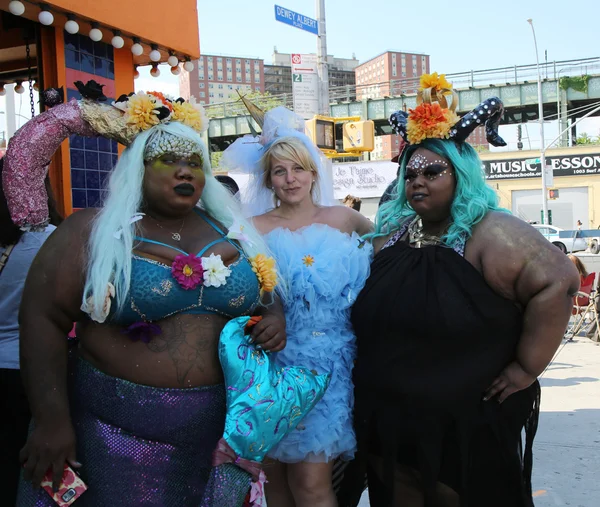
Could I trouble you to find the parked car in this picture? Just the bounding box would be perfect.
[531,224,588,253]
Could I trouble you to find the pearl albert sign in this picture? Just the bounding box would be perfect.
[274,5,319,35]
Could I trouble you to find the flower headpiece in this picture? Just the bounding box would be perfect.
[389,72,507,148]
[2,80,209,230]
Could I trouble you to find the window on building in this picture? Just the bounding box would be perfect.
[218,93,223,98]
[237,76,242,82]
[236,59,241,64]
[255,76,260,83]
[200,92,205,97]
[226,58,231,62]
[209,92,214,98]
[200,83,205,88]
[218,84,223,89]
[208,73,213,80]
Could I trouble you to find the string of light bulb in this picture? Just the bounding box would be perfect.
[6,1,195,77]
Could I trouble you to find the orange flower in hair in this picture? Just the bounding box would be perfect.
[406,103,459,145]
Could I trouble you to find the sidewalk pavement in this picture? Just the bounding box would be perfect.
[358,336,600,506]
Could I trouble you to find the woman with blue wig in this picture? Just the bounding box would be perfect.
[3,83,285,505]
[341,74,580,507]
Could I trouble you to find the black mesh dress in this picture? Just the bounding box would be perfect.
[348,224,540,507]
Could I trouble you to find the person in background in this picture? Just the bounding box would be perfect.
[215,174,240,197]
[343,195,362,212]
[0,158,59,505]
[567,254,588,282]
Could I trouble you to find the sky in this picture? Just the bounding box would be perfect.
[139,0,600,150]
[139,0,600,94]
[3,0,600,147]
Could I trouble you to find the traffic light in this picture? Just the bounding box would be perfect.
[305,118,335,151]
[343,121,374,152]
[305,116,374,156]
[548,188,559,200]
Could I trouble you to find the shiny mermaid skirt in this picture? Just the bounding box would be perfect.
[17,357,226,506]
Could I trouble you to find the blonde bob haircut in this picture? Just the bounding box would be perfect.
[261,136,321,203]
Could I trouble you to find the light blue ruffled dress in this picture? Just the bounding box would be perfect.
[265,223,373,463]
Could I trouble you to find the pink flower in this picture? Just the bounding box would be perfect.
[171,254,204,290]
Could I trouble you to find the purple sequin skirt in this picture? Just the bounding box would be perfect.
[17,357,226,506]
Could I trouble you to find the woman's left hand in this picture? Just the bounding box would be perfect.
[250,313,287,352]
[484,361,536,403]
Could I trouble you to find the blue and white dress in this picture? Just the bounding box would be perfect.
[265,223,372,463]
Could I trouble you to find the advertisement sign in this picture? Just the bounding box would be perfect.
[483,152,600,180]
[332,160,398,199]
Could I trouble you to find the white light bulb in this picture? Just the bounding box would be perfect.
[64,20,79,34]
[168,55,179,67]
[134,70,140,79]
[89,28,103,42]
[38,10,54,26]
[171,66,180,76]
[131,43,143,56]
[15,84,25,94]
[149,49,161,62]
[8,1,25,16]
[111,35,124,49]
[183,61,194,72]
[0,86,6,97]
[150,67,161,77]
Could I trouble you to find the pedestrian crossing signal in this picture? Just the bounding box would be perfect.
[342,121,374,152]
[548,188,559,200]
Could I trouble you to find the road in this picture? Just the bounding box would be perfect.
[358,336,600,506]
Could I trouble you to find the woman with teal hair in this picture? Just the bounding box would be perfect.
[3,84,286,506]
[341,74,580,507]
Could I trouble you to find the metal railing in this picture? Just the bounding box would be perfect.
[204,57,600,119]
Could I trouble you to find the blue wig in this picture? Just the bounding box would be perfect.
[370,139,508,248]
[83,122,272,320]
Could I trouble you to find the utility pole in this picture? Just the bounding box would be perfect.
[316,0,329,115]
[528,19,549,225]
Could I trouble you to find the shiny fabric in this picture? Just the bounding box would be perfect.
[265,224,372,462]
[218,316,330,463]
[110,213,261,325]
[17,357,226,506]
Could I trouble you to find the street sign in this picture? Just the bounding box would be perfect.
[274,5,318,35]
[291,54,319,119]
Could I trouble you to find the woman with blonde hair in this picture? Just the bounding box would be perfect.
[223,106,373,507]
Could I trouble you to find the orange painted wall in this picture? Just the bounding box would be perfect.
[40,26,136,215]
[45,0,200,58]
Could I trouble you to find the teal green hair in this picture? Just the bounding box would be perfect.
[369,138,508,248]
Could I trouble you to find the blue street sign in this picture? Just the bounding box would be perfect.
[274,5,319,35]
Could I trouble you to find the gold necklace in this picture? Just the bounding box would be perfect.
[150,216,186,242]
[407,216,446,248]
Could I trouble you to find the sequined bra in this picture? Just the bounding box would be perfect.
[110,213,260,326]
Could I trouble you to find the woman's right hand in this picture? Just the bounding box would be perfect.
[19,418,81,491]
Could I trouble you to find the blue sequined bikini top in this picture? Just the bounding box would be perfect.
[110,212,260,326]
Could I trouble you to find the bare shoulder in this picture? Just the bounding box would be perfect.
[321,205,373,235]
[251,211,280,235]
[470,211,577,300]
[471,211,551,252]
